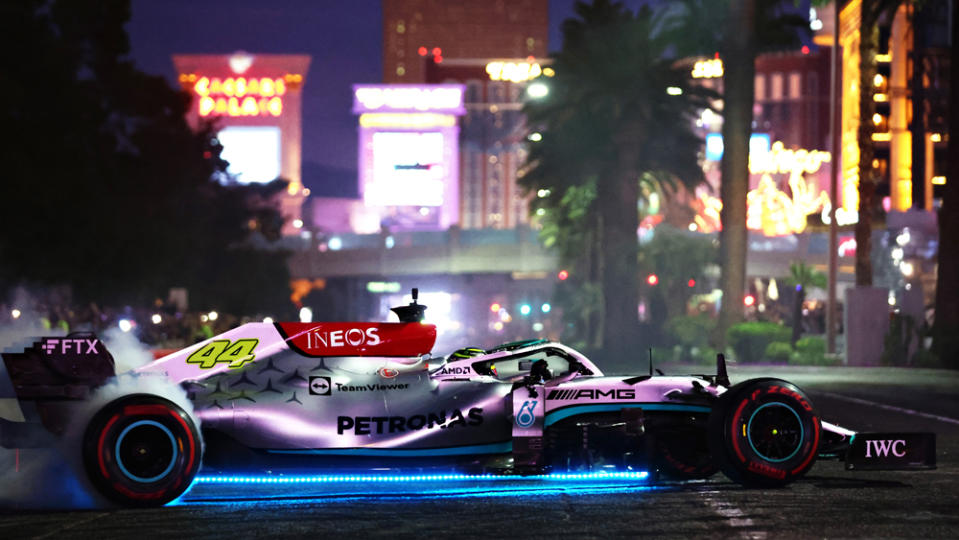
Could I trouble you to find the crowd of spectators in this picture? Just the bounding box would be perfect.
[0,299,259,349]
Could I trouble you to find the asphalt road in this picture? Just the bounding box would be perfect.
[2,365,958,539]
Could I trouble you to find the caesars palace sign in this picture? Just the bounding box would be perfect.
[185,75,295,118]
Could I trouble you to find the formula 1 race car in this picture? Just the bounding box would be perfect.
[0,292,936,507]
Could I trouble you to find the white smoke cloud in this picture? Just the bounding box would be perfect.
[102,326,157,374]
[0,320,202,509]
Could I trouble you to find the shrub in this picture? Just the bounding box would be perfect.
[764,341,794,363]
[691,346,720,365]
[912,348,941,369]
[665,314,716,363]
[791,336,839,366]
[727,322,791,363]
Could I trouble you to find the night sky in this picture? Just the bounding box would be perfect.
[127,0,643,196]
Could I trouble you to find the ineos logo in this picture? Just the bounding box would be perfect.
[306,328,381,349]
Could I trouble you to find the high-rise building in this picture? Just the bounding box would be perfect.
[173,53,311,235]
[382,0,548,84]
[381,0,549,230]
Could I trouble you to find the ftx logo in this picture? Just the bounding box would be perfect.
[40,338,100,355]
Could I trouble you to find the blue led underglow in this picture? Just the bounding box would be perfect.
[195,470,650,485]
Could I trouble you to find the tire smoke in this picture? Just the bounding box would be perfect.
[0,321,201,508]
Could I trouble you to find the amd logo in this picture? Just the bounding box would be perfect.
[437,366,471,376]
[865,439,907,458]
[305,328,381,349]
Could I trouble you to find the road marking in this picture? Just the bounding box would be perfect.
[31,512,111,540]
[699,490,767,539]
[817,392,959,426]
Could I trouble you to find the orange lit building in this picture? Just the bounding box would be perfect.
[835,0,950,215]
[172,53,311,235]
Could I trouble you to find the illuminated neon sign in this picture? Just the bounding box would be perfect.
[692,58,723,79]
[359,113,456,129]
[696,141,834,236]
[747,141,831,236]
[353,85,465,114]
[191,76,288,118]
[486,61,542,82]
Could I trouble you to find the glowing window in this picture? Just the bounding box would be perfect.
[754,74,766,101]
[788,72,801,99]
[770,72,784,101]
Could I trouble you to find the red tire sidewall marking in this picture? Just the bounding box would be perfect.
[730,398,749,464]
[97,414,121,480]
[96,402,198,501]
[791,417,820,475]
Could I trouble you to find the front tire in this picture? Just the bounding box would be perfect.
[708,378,820,487]
[82,395,201,507]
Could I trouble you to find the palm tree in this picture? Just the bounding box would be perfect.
[785,262,827,345]
[932,2,959,368]
[854,0,906,286]
[666,1,807,348]
[521,1,713,365]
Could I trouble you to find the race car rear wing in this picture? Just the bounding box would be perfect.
[1,334,115,400]
[1,334,116,446]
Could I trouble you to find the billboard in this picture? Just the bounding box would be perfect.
[353,84,465,232]
[368,132,445,207]
[217,126,281,184]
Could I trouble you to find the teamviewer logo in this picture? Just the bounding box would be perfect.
[309,376,331,396]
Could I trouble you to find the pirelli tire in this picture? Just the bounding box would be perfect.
[82,395,201,507]
[708,378,821,487]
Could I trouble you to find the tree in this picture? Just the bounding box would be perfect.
[716,0,757,351]
[785,261,827,345]
[667,0,808,348]
[854,0,907,286]
[0,0,289,312]
[521,1,713,365]
[637,225,718,326]
[932,2,959,368]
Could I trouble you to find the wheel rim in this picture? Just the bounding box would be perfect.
[115,420,178,483]
[746,402,804,463]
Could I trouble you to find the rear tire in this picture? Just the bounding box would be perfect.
[708,378,820,487]
[82,395,201,507]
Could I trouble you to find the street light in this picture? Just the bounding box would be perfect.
[527,82,549,99]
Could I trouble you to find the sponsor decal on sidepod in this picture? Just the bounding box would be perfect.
[546,388,636,400]
[337,408,483,435]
